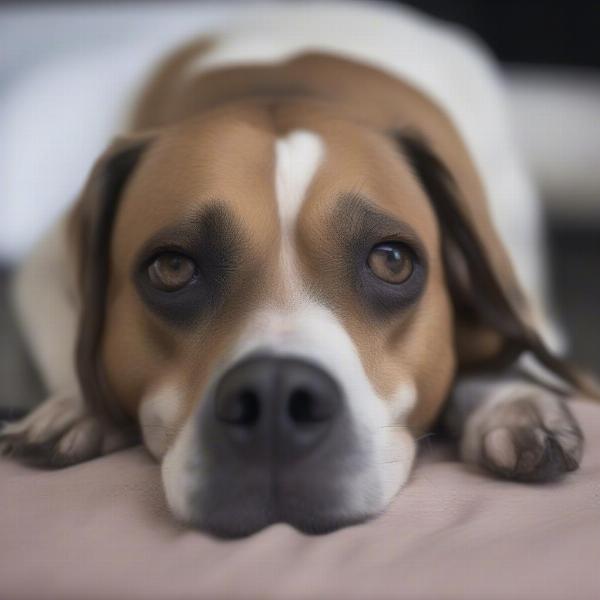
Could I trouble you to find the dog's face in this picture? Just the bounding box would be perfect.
[91,104,455,535]
[76,99,530,536]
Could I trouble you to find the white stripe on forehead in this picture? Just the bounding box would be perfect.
[274,129,324,299]
[274,129,324,228]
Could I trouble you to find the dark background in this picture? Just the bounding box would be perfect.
[2,0,599,68]
[403,0,600,68]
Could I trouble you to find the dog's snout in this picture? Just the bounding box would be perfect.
[213,355,342,457]
[195,355,374,537]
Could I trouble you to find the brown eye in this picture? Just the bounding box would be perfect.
[367,242,414,284]
[147,252,196,292]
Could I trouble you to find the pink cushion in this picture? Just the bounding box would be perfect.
[2,400,599,600]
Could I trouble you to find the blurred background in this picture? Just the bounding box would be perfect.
[0,0,598,415]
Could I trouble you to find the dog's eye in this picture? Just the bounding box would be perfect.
[367,242,414,284]
[147,252,196,292]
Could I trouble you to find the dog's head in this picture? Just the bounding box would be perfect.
[72,98,562,537]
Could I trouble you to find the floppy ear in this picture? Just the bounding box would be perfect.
[395,131,597,397]
[70,134,154,424]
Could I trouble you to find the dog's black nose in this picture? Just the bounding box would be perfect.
[213,355,342,459]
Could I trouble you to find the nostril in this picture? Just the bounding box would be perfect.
[289,387,333,424]
[237,390,260,426]
[217,389,260,426]
[289,388,314,423]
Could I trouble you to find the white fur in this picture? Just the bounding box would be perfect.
[12,214,80,396]
[389,382,418,423]
[274,129,324,228]
[139,382,186,460]
[274,129,324,295]
[162,417,199,522]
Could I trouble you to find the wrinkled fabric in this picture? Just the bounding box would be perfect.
[1,400,599,600]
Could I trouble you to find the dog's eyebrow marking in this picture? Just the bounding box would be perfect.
[332,193,425,250]
[330,193,428,317]
[136,201,239,258]
[133,202,245,325]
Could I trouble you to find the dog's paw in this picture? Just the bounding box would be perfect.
[0,393,134,468]
[461,386,583,482]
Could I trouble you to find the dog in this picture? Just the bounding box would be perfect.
[0,2,595,537]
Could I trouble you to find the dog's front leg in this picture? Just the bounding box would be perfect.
[0,217,134,467]
[443,369,584,481]
[0,393,133,467]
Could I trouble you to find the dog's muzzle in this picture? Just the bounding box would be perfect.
[191,353,378,537]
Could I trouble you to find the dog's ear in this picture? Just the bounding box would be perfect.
[69,134,154,424]
[394,131,597,396]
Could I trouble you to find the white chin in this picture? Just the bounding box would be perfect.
[161,419,199,524]
[378,428,417,508]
